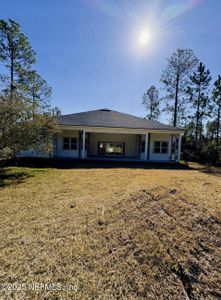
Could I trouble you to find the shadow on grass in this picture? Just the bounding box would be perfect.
[181,160,221,177]
[2,158,221,180]
[0,168,34,188]
[200,167,221,177]
[6,157,192,170]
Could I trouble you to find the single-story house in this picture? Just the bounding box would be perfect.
[21,108,183,162]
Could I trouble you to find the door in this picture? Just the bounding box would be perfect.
[98,142,124,157]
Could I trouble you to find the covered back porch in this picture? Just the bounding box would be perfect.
[54,126,182,162]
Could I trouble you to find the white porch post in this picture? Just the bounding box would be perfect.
[170,135,174,160]
[82,130,86,159]
[177,134,182,161]
[144,133,148,161]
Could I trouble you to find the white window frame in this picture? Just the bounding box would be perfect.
[63,137,78,150]
[153,141,168,154]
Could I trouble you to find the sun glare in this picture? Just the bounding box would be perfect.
[138,29,153,47]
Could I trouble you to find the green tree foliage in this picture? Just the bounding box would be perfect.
[212,75,221,149]
[142,85,160,120]
[161,48,198,127]
[0,19,35,96]
[158,48,220,163]
[186,62,212,155]
[0,19,60,161]
[206,120,218,141]
[22,70,52,116]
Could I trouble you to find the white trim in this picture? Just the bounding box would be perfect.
[62,137,78,151]
[153,140,169,154]
[82,130,86,159]
[177,134,182,161]
[170,135,173,160]
[58,125,183,135]
[144,134,148,161]
[149,133,172,161]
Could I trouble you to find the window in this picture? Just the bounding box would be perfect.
[98,142,124,157]
[154,141,168,154]
[63,137,77,150]
[154,141,161,153]
[141,141,145,153]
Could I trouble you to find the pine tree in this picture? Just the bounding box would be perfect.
[206,120,217,141]
[161,48,198,127]
[212,75,221,150]
[0,19,35,97]
[0,19,59,161]
[21,70,52,118]
[142,85,160,120]
[186,62,212,155]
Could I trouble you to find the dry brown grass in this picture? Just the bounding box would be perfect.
[0,163,220,299]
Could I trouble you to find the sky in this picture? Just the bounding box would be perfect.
[1,0,220,120]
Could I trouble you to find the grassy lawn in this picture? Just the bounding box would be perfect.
[0,163,220,299]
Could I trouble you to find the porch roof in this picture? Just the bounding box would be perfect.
[58,108,182,132]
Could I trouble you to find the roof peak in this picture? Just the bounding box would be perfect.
[99,108,111,112]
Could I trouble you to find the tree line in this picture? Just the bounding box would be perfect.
[0,19,60,162]
[142,48,221,163]
[0,19,220,164]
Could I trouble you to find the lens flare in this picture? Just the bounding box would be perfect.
[80,0,203,56]
[138,30,153,46]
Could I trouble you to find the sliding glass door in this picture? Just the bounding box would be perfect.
[98,142,124,157]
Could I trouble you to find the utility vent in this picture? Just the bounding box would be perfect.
[100,108,111,112]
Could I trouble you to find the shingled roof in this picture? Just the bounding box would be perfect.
[58,108,182,131]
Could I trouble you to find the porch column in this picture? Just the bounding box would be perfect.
[177,134,182,161]
[144,133,148,161]
[170,135,174,160]
[82,130,86,159]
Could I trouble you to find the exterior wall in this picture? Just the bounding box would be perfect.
[88,132,140,158]
[17,149,50,158]
[149,133,172,161]
[56,130,79,158]
[17,128,181,162]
